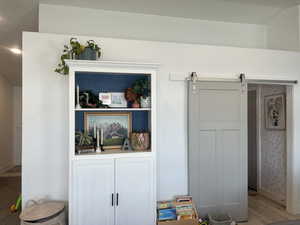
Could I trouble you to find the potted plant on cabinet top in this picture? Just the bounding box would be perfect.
[78,40,101,60]
[55,38,102,75]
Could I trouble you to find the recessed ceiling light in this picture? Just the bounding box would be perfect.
[10,48,22,55]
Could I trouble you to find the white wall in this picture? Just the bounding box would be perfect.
[39,4,267,49]
[0,74,14,173]
[13,86,22,165]
[23,32,300,214]
[259,85,287,205]
[266,6,300,51]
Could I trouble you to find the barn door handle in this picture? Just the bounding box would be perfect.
[116,193,119,206]
[111,193,114,206]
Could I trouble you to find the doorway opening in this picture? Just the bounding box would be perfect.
[0,83,22,225]
[247,83,295,222]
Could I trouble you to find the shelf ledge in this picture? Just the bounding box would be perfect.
[75,108,151,111]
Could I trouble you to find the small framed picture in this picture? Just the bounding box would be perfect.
[109,92,127,108]
[99,93,111,105]
[265,93,286,130]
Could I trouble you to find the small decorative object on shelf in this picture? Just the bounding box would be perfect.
[99,93,112,105]
[131,132,150,151]
[110,92,127,108]
[76,85,81,109]
[79,90,109,108]
[95,128,104,153]
[140,96,151,108]
[125,88,140,108]
[122,138,132,151]
[75,131,95,154]
[55,38,102,75]
[99,92,127,108]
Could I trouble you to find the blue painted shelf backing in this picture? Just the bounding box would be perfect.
[75,111,149,132]
[75,72,151,133]
[75,71,150,93]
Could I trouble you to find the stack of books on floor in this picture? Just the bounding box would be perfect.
[157,196,199,225]
[175,196,194,220]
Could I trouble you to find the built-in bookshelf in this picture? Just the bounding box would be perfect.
[66,60,158,225]
[67,60,158,157]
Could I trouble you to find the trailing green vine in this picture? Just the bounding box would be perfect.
[55,38,101,75]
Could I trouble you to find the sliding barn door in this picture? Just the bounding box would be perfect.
[188,81,247,221]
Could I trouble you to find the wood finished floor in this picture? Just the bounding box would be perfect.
[0,176,299,225]
[0,176,20,225]
[242,194,300,225]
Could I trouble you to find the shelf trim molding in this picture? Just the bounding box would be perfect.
[65,60,160,71]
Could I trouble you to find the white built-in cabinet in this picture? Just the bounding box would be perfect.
[115,157,155,225]
[72,159,115,225]
[66,60,158,225]
[72,157,155,225]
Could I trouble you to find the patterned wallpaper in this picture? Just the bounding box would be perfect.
[260,85,286,202]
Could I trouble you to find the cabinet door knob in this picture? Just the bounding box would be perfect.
[111,193,114,206]
[116,193,119,206]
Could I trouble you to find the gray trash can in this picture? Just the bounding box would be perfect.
[20,200,66,225]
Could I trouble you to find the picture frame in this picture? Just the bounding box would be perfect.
[264,93,286,130]
[99,93,112,105]
[109,92,127,108]
[84,112,132,150]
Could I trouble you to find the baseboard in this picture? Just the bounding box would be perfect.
[258,188,286,207]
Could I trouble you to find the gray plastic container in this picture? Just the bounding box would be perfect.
[208,213,232,225]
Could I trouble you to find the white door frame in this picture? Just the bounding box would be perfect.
[247,86,261,192]
[286,85,293,213]
[247,83,294,213]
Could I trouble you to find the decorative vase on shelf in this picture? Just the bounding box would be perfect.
[140,96,151,108]
[131,132,150,151]
[132,100,140,108]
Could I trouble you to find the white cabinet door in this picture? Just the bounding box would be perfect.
[115,157,155,225]
[71,159,115,225]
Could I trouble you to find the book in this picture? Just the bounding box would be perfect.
[158,208,177,221]
[157,201,174,209]
[175,195,193,203]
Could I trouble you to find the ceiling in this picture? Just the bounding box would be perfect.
[41,0,300,24]
[1,0,300,85]
[0,0,38,85]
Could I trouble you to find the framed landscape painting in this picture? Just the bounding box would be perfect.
[84,112,132,150]
[265,93,286,130]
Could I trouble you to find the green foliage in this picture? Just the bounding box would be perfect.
[86,40,101,58]
[55,38,102,75]
[104,138,123,146]
[132,78,151,97]
[75,131,94,146]
[79,90,109,108]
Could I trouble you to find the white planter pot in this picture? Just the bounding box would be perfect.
[140,96,151,108]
